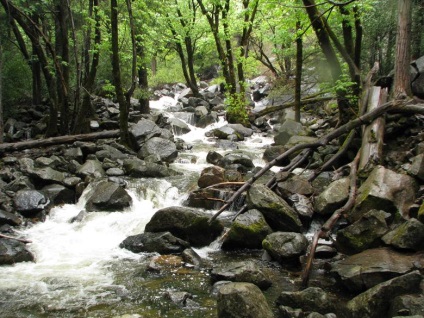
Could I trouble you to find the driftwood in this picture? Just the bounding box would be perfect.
[209,99,408,223]
[0,129,120,155]
[301,151,360,287]
[359,87,388,173]
[252,96,333,118]
[0,233,32,243]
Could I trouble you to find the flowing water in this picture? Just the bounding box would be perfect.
[0,97,278,318]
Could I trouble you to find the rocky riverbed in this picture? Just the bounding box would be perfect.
[0,79,423,318]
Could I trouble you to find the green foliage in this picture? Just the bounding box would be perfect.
[225,92,249,126]
[149,57,186,87]
[101,80,115,98]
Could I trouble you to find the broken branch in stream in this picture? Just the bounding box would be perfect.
[209,99,408,223]
[0,233,32,243]
[301,150,361,288]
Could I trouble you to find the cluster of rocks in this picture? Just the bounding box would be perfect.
[1,76,424,317]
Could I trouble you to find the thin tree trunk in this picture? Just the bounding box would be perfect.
[393,0,412,98]
[0,42,3,143]
[295,20,303,123]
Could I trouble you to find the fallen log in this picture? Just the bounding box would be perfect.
[0,233,32,244]
[0,130,120,155]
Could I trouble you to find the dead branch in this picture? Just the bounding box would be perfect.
[209,99,407,223]
[0,233,32,244]
[301,150,360,288]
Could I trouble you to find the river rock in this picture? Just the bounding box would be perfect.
[246,184,302,232]
[218,152,254,172]
[389,294,424,317]
[206,151,224,165]
[13,189,49,216]
[138,137,178,163]
[226,124,254,137]
[412,55,424,98]
[212,125,244,141]
[42,184,75,205]
[276,175,314,198]
[85,181,132,212]
[331,247,424,292]
[336,209,390,253]
[382,218,424,251]
[314,177,350,215]
[0,238,35,264]
[262,145,291,165]
[211,261,272,290]
[222,209,272,250]
[262,232,308,263]
[4,176,34,192]
[77,158,106,179]
[167,117,191,135]
[95,144,128,161]
[0,210,22,226]
[408,154,424,181]
[129,118,162,149]
[120,231,189,254]
[196,112,218,128]
[346,270,423,318]
[197,166,225,188]
[274,119,305,146]
[144,206,223,247]
[123,158,170,178]
[277,287,336,314]
[63,147,84,163]
[217,282,273,318]
[352,166,418,221]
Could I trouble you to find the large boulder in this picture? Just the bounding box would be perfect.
[120,231,189,254]
[212,125,244,141]
[167,117,191,135]
[129,118,162,149]
[314,178,350,215]
[13,189,49,216]
[336,210,390,253]
[85,181,132,212]
[222,209,272,250]
[262,232,308,263]
[277,287,336,314]
[246,184,302,232]
[411,55,424,98]
[211,261,272,290]
[408,154,424,181]
[274,119,305,146]
[138,137,178,163]
[144,206,224,247]
[218,152,255,171]
[331,248,424,292]
[197,166,225,188]
[352,166,417,221]
[0,238,35,265]
[77,158,106,179]
[382,218,424,251]
[346,271,422,318]
[217,282,274,318]
[29,167,66,185]
[95,144,128,161]
[389,294,424,317]
[123,158,170,178]
[42,184,75,205]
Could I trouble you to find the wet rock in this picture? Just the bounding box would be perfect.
[196,112,218,128]
[314,177,350,216]
[262,232,308,263]
[181,248,203,268]
[262,145,291,165]
[206,151,224,165]
[408,154,424,181]
[42,184,75,205]
[346,271,422,318]
[222,209,272,250]
[212,125,244,141]
[167,117,191,135]
[185,188,231,210]
[77,158,106,179]
[382,218,424,251]
[120,231,189,254]
[85,180,132,212]
[197,166,225,188]
[277,287,336,314]
[0,210,22,226]
[145,206,224,247]
[276,175,314,197]
[246,184,302,232]
[163,290,197,308]
[147,255,184,272]
[336,209,390,253]
[217,282,274,318]
[352,166,418,221]
[274,119,305,146]
[138,137,178,163]
[129,118,162,149]
[389,294,424,317]
[0,238,35,264]
[13,189,49,216]
[331,247,424,292]
[218,152,254,171]
[123,158,170,178]
[226,124,254,137]
[211,261,272,290]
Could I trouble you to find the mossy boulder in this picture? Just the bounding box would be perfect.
[314,177,350,215]
[262,232,308,263]
[246,184,302,232]
[277,287,336,314]
[221,209,272,250]
[336,209,390,253]
[382,218,424,251]
[145,206,224,247]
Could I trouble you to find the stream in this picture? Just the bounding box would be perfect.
[0,97,289,318]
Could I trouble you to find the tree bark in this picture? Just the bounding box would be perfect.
[0,42,3,143]
[393,0,413,98]
[295,20,303,123]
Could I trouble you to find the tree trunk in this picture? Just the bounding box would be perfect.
[393,0,412,98]
[411,0,423,59]
[295,20,303,123]
[0,42,3,143]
